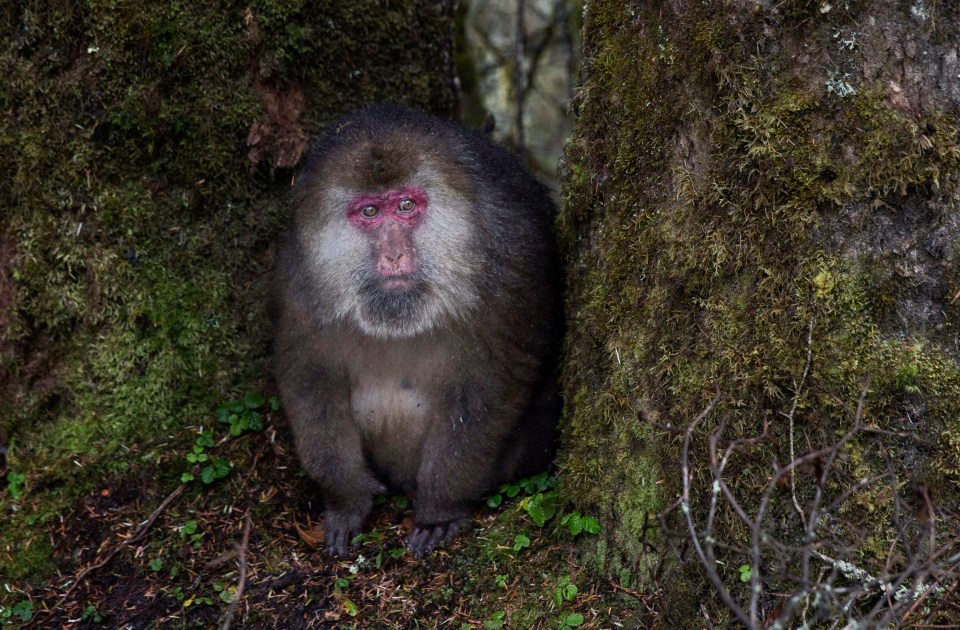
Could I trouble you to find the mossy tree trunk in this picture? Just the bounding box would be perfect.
[0,0,454,581]
[560,1,960,625]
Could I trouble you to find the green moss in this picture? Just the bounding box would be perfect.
[560,0,960,622]
[0,0,455,590]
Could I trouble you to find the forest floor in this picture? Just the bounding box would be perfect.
[1,400,656,629]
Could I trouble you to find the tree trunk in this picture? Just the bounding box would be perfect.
[560,1,960,625]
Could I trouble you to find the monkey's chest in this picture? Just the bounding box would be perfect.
[350,380,431,488]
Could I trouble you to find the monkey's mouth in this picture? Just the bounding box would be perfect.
[377,275,417,291]
[359,276,428,331]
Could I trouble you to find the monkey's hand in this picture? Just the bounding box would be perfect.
[407,519,465,558]
[324,507,368,558]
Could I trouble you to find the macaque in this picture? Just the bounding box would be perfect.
[273,105,561,557]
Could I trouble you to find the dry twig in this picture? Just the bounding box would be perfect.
[220,511,253,630]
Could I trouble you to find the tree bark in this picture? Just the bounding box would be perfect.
[561,1,960,625]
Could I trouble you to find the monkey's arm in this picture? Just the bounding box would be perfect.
[275,318,385,557]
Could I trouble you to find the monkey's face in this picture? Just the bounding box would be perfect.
[302,160,481,339]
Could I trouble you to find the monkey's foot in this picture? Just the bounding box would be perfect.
[407,519,464,558]
[324,508,367,558]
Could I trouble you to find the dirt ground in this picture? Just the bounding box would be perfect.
[3,411,654,629]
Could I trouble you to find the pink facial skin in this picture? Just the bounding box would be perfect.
[347,186,428,284]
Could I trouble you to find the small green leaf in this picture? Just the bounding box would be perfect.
[739,564,753,582]
[343,598,359,617]
[487,494,503,508]
[6,471,26,500]
[512,534,530,551]
[527,503,546,526]
[181,473,194,482]
[11,600,33,622]
[526,492,558,525]
[200,458,231,483]
[582,517,600,534]
[244,391,266,408]
[484,610,506,629]
[564,612,584,627]
[81,605,102,622]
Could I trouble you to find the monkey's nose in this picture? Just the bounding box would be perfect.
[378,252,406,275]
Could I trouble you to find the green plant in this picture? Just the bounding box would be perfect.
[345,529,407,565]
[179,519,203,547]
[487,472,569,529]
[169,579,215,609]
[519,489,559,526]
[215,392,277,436]
[181,392,274,485]
[0,600,34,623]
[487,472,556,508]
[333,576,359,617]
[558,612,584,629]
[738,564,753,583]
[213,581,235,604]
[180,428,231,485]
[374,494,410,510]
[81,604,104,623]
[483,610,506,629]
[5,471,26,500]
[182,593,213,608]
[552,576,578,608]
[494,574,507,588]
[512,533,531,552]
[560,513,601,536]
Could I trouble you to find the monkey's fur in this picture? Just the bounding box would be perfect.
[273,106,561,557]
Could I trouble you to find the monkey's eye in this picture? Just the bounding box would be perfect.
[360,205,380,218]
[398,198,416,213]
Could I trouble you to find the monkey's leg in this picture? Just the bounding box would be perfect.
[408,386,510,557]
[281,376,385,558]
[500,371,561,480]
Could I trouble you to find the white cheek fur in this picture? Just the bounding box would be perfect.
[411,168,481,321]
[304,177,481,338]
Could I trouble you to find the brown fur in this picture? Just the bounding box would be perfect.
[272,106,562,557]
